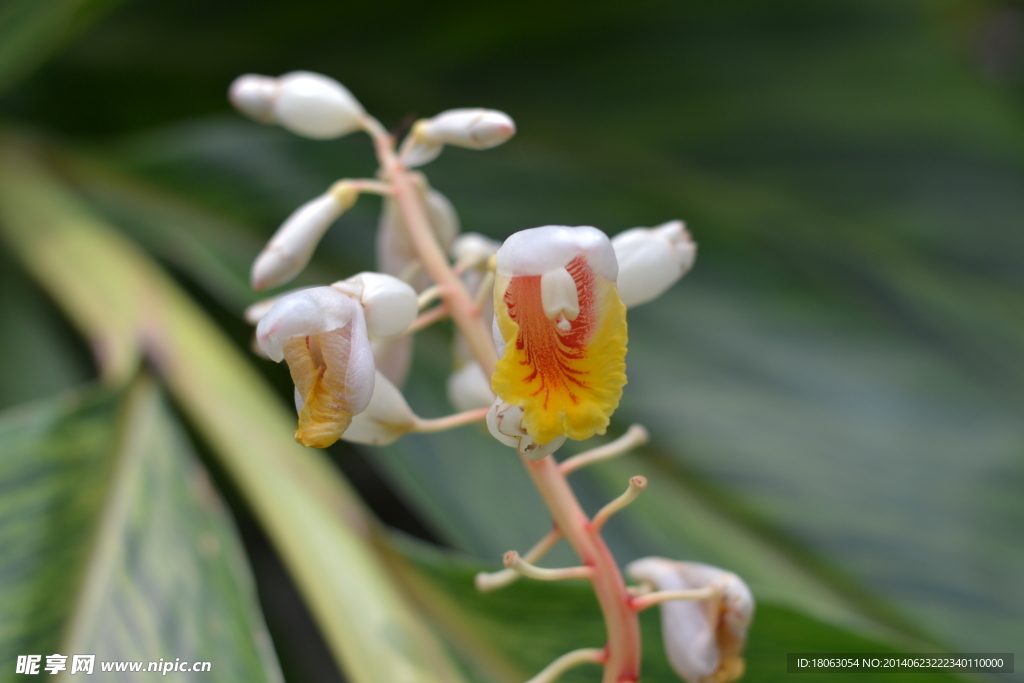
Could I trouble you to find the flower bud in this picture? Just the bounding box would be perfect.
[229,74,279,123]
[421,109,516,149]
[626,558,754,683]
[256,287,375,447]
[331,272,418,338]
[451,232,501,269]
[275,71,365,139]
[612,220,696,308]
[377,187,459,288]
[486,399,565,459]
[447,361,495,412]
[342,371,418,446]
[251,182,359,290]
[402,109,515,167]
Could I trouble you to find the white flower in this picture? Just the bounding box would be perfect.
[626,558,754,683]
[491,226,626,445]
[229,71,366,139]
[256,287,375,448]
[612,220,696,308]
[251,181,359,290]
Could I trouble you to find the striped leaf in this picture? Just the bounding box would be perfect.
[0,380,283,682]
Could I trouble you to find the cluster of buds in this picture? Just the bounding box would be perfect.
[231,70,750,683]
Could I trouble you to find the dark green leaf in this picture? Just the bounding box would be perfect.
[0,0,121,95]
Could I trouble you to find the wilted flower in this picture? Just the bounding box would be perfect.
[255,274,416,448]
[626,557,754,683]
[612,220,696,308]
[491,225,627,445]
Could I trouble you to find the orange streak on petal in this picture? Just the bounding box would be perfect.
[493,255,627,443]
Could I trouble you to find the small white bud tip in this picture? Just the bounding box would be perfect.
[274,71,365,139]
[229,74,279,123]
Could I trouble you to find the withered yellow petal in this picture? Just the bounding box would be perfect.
[283,330,359,448]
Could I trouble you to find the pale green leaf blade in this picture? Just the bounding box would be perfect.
[0,381,283,682]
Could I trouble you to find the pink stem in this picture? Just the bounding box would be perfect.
[523,456,642,683]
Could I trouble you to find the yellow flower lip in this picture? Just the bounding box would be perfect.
[256,286,376,448]
[491,226,627,445]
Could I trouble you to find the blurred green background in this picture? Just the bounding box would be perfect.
[0,0,1021,682]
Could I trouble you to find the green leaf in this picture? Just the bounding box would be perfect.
[387,538,970,683]
[0,245,92,411]
[0,138,469,683]
[0,0,121,95]
[0,379,283,681]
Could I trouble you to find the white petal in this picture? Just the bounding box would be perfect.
[402,140,443,168]
[255,287,358,361]
[244,286,318,325]
[425,188,460,249]
[342,371,418,445]
[251,190,351,290]
[274,71,365,139]
[332,272,417,338]
[491,315,506,357]
[612,220,696,308]
[229,74,279,123]
[540,267,580,320]
[486,398,565,459]
[446,361,495,412]
[420,109,515,150]
[496,225,618,281]
[371,335,414,387]
[338,303,376,417]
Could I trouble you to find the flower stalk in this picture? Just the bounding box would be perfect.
[231,71,750,683]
